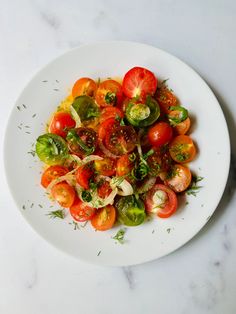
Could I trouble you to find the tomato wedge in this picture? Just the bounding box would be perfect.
[174,117,191,135]
[156,87,178,113]
[51,182,76,208]
[72,77,97,98]
[91,205,116,231]
[148,122,173,147]
[122,67,158,99]
[100,107,124,123]
[41,165,69,188]
[76,163,94,190]
[169,135,196,163]
[165,164,192,192]
[49,112,76,138]
[95,80,123,107]
[94,157,116,176]
[70,198,96,222]
[67,127,97,157]
[116,154,134,177]
[97,180,112,199]
[145,184,177,218]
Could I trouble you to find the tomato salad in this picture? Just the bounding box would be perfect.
[36,67,196,231]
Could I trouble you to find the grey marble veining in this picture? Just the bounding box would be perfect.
[0,0,236,313]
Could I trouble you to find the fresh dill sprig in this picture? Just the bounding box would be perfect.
[186,175,204,196]
[47,209,65,219]
[112,228,126,244]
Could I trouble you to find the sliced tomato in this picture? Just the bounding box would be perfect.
[97,180,112,198]
[70,197,96,222]
[49,112,76,138]
[51,182,76,208]
[165,164,192,192]
[122,67,158,99]
[98,118,118,142]
[91,205,116,231]
[145,184,177,218]
[94,157,116,176]
[76,163,94,190]
[105,125,137,156]
[148,122,173,147]
[72,77,97,98]
[169,135,196,163]
[67,127,97,157]
[95,80,123,107]
[116,154,134,177]
[100,107,124,123]
[156,87,178,113]
[174,117,191,135]
[41,165,69,188]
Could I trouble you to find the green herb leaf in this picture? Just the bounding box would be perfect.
[186,175,204,196]
[47,209,65,219]
[105,92,117,104]
[81,190,92,202]
[112,228,126,244]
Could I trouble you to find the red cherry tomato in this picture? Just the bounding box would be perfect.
[76,163,94,190]
[122,67,158,99]
[95,80,123,107]
[72,77,97,98]
[91,205,116,231]
[94,157,116,176]
[70,198,96,222]
[51,182,76,208]
[97,180,112,199]
[145,184,177,218]
[49,112,76,138]
[148,122,173,147]
[100,107,124,123]
[41,165,69,188]
[169,135,196,163]
[116,154,134,177]
[156,87,178,113]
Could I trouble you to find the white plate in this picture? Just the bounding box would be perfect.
[4,41,230,266]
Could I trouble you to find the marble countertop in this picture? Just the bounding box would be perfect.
[0,0,236,313]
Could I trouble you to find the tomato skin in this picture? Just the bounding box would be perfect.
[116,154,133,177]
[72,77,97,98]
[174,117,191,135]
[94,158,116,176]
[91,205,116,231]
[98,118,118,142]
[41,165,69,188]
[100,107,124,123]
[165,164,192,192]
[49,112,76,138]
[95,80,123,107]
[148,122,173,147]
[122,67,158,99]
[51,182,76,208]
[145,184,177,218]
[169,135,196,163]
[76,163,94,190]
[70,198,96,222]
[97,181,112,198]
[156,87,178,113]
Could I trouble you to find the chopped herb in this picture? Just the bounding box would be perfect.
[160,78,169,85]
[107,77,112,79]
[97,250,101,256]
[112,228,126,244]
[55,79,59,83]
[32,113,37,118]
[17,126,22,130]
[167,228,171,233]
[186,175,204,196]
[17,105,21,111]
[143,149,155,160]
[105,92,116,104]
[30,203,34,208]
[24,125,30,128]
[72,221,80,230]
[81,221,88,228]
[25,131,31,134]
[54,88,59,91]
[22,205,26,210]
[206,215,211,221]
[22,104,27,109]
[185,201,189,205]
[201,204,204,207]
[129,152,136,162]
[120,118,126,126]
[152,230,155,234]
[110,175,125,187]
[47,209,65,219]
[38,204,43,208]
[81,190,92,202]
[97,78,101,85]
[42,80,48,83]
[89,181,98,191]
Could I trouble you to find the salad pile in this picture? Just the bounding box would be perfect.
[36,67,196,231]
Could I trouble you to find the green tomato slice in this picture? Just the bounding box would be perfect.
[167,106,188,126]
[72,95,99,121]
[36,133,68,165]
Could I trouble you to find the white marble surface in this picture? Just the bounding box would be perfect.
[0,0,236,313]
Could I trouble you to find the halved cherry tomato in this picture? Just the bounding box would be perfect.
[169,135,196,163]
[122,67,158,99]
[174,117,191,135]
[72,77,97,98]
[95,80,123,107]
[94,157,116,176]
[70,197,96,222]
[148,122,173,147]
[116,154,134,177]
[165,164,192,192]
[100,107,124,123]
[76,163,94,190]
[67,127,97,157]
[156,87,177,113]
[145,184,177,218]
[147,149,173,176]
[91,205,116,231]
[98,118,118,142]
[51,182,76,207]
[97,180,112,198]
[41,165,69,188]
[105,125,137,156]
[49,112,76,138]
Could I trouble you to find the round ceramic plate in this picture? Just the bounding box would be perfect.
[4,41,230,266]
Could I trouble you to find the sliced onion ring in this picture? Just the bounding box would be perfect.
[137,177,156,194]
[98,139,119,159]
